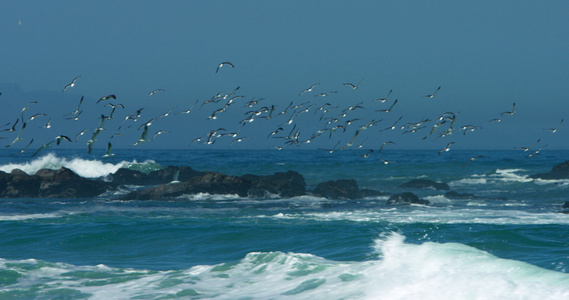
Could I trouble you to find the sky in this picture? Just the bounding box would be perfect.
[1,1,569,153]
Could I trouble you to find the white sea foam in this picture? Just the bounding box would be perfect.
[262,208,569,225]
[0,212,63,221]
[0,153,153,178]
[1,233,567,299]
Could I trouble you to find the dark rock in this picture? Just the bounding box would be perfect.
[387,192,430,205]
[445,191,507,201]
[312,179,361,200]
[242,170,306,198]
[0,168,111,198]
[445,191,478,199]
[563,201,569,209]
[121,172,251,200]
[399,179,450,190]
[110,166,204,186]
[530,161,569,179]
[3,169,41,198]
[35,167,113,198]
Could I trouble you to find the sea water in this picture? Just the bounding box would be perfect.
[0,149,568,299]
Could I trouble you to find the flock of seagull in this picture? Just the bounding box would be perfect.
[0,62,564,163]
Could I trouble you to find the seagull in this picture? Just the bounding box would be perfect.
[463,155,485,167]
[55,135,72,145]
[148,89,165,96]
[152,130,169,141]
[378,141,396,152]
[515,139,541,152]
[216,61,234,73]
[500,102,516,117]
[374,90,393,103]
[461,125,482,135]
[65,96,84,116]
[380,116,403,132]
[438,142,455,155]
[424,86,441,98]
[360,149,374,158]
[525,144,547,159]
[377,99,398,113]
[62,76,80,92]
[229,137,250,146]
[15,139,34,155]
[314,91,337,97]
[27,113,47,122]
[1,119,19,133]
[75,129,90,142]
[299,83,320,95]
[96,94,116,104]
[343,79,364,90]
[102,142,115,158]
[133,125,150,146]
[32,141,54,157]
[6,122,26,148]
[545,119,564,133]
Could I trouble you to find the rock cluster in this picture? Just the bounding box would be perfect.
[0,167,112,198]
[530,160,569,180]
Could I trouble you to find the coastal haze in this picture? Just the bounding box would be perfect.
[2,2,569,299]
[2,1,569,151]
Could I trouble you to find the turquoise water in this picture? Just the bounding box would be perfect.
[0,149,568,299]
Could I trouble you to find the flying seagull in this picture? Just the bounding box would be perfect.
[438,142,455,155]
[97,94,116,104]
[299,83,320,95]
[148,89,165,96]
[343,79,364,90]
[424,86,441,98]
[62,76,80,92]
[216,61,234,73]
[545,119,564,133]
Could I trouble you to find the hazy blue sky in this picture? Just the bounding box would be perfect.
[2,1,569,153]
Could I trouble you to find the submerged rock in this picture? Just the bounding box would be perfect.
[387,192,430,205]
[530,161,569,180]
[399,179,450,190]
[312,179,361,200]
[445,191,507,201]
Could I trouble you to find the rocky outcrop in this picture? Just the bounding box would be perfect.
[530,161,569,180]
[399,179,450,190]
[311,179,386,200]
[0,167,113,198]
[110,166,204,186]
[121,172,251,200]
[312,179,361,200]
[242,171,306,198]
[386,192,429,205]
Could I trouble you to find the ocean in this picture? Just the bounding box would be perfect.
[0,148,568,299]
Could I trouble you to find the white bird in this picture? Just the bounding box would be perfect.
[424,86,441,98]
[545,119,564,133]
[148,89,165,96]
[299,83,320,95]
[438,142,454,155]
[62,76,80,92]
[216,61,234,73]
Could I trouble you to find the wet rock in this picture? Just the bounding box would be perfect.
[110,166,204,186]
[121,172,251,200]
[312,179,361,200]
[35,167,113,198]
[445,191,507,201]
[530,161,569,180]
[0,168,112,198]
[242,170,306,198]
[399,179,450,190]
[387,192,430,205]
[562,201,569,214]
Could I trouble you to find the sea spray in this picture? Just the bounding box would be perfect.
[0,153,159,178]
[1,234,568,299]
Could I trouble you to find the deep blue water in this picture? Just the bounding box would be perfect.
[0,149,568,299]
